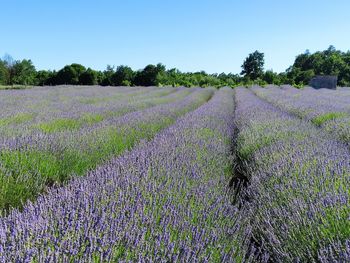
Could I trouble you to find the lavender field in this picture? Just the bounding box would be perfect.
[0,85,349,262]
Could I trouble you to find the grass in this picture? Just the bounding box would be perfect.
[0,113,34,126]
[81,113,104,124]
[37,118,82,132]
[312,112,348,126]
[0,85,33,90]
[36,114,104,133]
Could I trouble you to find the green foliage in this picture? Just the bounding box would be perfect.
[11,59,37,85]
[0,60,9,85]
[2,46,350,88]
[134,63,166,86]
[157,69,240,88]
[55,63,86,85]
[79,68,98,85]
[101,65,115,86]
[241,50,265,80]
[0,113,34,126]
[36,70,56,86]
[263,70,282,85]
[287,46,350,86]
[111,65,134,86]
[37,118,82,133]
[81,113,104,124]
[312,112,347,126]
[37,114,104,133]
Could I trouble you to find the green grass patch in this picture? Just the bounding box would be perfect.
[37,114,104,133]
[0,85,33,90]
[312,112,347,126]
[81,113,104,124]
[0,113,34,126]
[78,97,109,104]
[37,118,82,133]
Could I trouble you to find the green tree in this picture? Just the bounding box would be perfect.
[111,65,134,86]
[135,63,165,86]
[0,60,9,85]
[35,70,55,86]
[241,51,265,80]
[2,54,16,85]
[263,70,281,85]
[55,63,86,85]
[79,68,98,85]
[285,46,350,86]
[12,59,37,85]
[101,65,115,86]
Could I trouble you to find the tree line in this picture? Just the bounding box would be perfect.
[1,46,349,87]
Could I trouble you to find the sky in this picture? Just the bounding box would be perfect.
[1,0,349,74]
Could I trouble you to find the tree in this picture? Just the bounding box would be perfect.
[111,65,134,86]
[134,63,165,86]
[79,68,98,85]
[285,46,350,86]
[0,60,9,85]
[55,63,86,85]
[35,70,56,86]
[263,70,281,85]
[2,54,15,84]
[11,59,37,85]
[241,51,265,80]
[101,65,115,86]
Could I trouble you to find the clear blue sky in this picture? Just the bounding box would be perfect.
[1,0,349,74]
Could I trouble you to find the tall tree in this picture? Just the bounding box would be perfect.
[101,65,115,86]
[0,60,9,85]
[111,65,134,86]
[79,68,98,85]
[134,63,165,86]
[55,63,86,85]
[241,50,265,80]
[11,59,37,85]
[35,70,55,86]
[2,54,15,84]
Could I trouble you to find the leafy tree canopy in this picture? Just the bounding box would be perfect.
[241,50,265,80]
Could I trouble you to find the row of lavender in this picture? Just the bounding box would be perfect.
[0,87,211,212]
[233,87,350,262]
[0,86,180,137]
[0,88,238,262]
[252,85,350,146]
